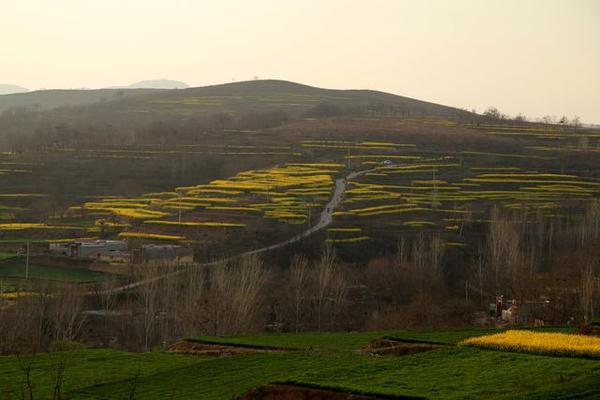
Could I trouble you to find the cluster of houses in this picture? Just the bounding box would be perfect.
[48,239,193,265]
[490,294,550,326]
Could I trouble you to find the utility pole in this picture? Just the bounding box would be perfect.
[432,168,438,207]
[25,240,30,280]
[178,191,182,224]
[346,144,351,169]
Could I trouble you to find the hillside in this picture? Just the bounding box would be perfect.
[112,79,476,118]
[0,80,476,119]
[0,88,163,114]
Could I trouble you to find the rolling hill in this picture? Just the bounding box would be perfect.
[111,79,475,118]
[0,80,476,120]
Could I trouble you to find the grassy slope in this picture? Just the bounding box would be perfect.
[0,80,474,119]
[1,329,598,400]
[119,79,474,118]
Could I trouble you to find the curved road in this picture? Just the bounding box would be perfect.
[108,168,374,292]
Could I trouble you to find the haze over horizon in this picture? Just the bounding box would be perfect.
[3,0,599,122]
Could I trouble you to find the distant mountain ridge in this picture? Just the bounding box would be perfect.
[125,79,189,89]
[0,84,29,95]
[105,79,189,90]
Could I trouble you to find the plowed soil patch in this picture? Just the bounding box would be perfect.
[167,339,285,356]
[363,338,447,356]
[237,384,422,400]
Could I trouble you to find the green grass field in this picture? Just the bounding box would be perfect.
[192,328,516,350]
[1,328,598,399]
[0,252,17,261]
[0,258,117,282]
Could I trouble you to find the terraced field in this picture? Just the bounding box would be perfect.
[65,163,344,245]
[309,129,600,249]
[2,120,600,259]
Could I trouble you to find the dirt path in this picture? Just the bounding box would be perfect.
[237,383,421,400]
[108,168,374,292]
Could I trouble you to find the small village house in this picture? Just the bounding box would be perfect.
[49,239,128,262]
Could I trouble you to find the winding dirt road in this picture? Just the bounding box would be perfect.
[109,168,373,292]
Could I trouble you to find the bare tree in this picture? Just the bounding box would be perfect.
[571,115,582,131]
[51,285,87,343]
[207,261,233,335]
[230,254,269,334]
[581,264,596,323]
[288,255,309,332]
[540,115,556,125]
[135,264,164,350]
[514,113,527,122]
[312,246,345,332]
[558,115,570,128]
[206,255,269,335]
[411,232,444,292]
[486,206,524,292]
[483,106,505,120]
[178,267,206,336]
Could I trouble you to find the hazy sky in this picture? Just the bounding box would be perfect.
[3,0,599,122]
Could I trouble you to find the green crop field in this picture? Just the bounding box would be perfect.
[192,326,574,350]
[0,258,118,282]
[1,328,598,400]
[0,252,17,261]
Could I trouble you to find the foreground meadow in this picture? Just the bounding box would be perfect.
[1,328,598,400]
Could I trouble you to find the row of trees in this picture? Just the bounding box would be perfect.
[0,104,295,153]
[482,106,582,128]
[1,202,598,354]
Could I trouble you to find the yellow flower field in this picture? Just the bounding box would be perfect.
[326,227,361,232]
[118,232,185,241]
[144,220,245,228]
[460,330,600,358]
[326,236,369,244]
[0,223,82,230]
[0,291,38,299]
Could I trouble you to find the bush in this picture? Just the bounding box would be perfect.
[49,339,84,352]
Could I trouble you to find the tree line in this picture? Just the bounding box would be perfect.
[1,202,598,355]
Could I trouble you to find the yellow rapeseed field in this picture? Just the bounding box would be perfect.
[326,236,369,244]
[118,232,185,241]
[460,330,600,358]
[144,220,246,228]
[0,223,81,230]
[75,163,339,227]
